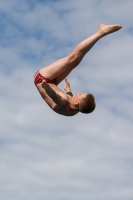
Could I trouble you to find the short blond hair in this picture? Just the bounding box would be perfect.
[79,93,96,114]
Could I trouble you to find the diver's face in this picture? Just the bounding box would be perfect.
[72,93,87,103]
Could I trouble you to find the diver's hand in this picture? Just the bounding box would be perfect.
[64,78,71,92]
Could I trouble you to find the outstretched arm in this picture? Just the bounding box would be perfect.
[64,79,73,97]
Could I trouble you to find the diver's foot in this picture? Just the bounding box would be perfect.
[98,23,122,36]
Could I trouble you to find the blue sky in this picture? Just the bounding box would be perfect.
[0,0,133,200]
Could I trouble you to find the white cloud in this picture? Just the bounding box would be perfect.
[0,0,133,200]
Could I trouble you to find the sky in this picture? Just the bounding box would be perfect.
[0,0,133,199]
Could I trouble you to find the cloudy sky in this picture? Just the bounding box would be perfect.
[0,0,133,199]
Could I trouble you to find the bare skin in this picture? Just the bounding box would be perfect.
[35,23,122,116]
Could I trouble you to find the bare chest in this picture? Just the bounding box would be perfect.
[36,83,78,116]
[50,84,68,99]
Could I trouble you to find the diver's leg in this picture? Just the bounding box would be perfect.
[56,68,73,85]
[39,23,122,80]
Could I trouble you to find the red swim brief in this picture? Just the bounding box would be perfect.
[34,71,57,85]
